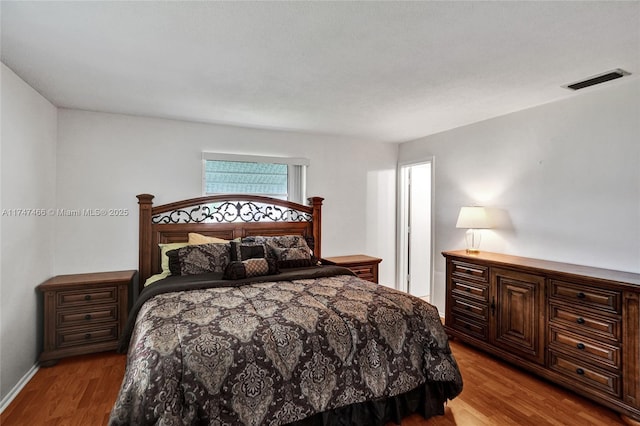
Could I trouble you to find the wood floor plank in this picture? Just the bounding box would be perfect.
[0,340,627,425]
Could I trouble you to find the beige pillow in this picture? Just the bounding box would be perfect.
[188,232,230,245]
[144,271,170,287]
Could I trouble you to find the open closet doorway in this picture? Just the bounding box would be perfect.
[397,160,432,301]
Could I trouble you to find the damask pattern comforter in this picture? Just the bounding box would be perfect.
[109,266,462,425]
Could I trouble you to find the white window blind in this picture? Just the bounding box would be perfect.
[202,153,309,203]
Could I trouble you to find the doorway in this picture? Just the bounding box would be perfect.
[398,161,432,299]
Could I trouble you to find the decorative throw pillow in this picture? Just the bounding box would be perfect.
[173,243,231,275]
[242,235,312,260]
[272,246,317,268]
[272,247,310,261]
[230,241,266,261]
[223,258,279,280]
[165,249,182,275]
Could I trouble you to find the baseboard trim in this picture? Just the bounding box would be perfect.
[0,363,39,414]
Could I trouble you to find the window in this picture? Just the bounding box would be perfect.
[202,153,309,203]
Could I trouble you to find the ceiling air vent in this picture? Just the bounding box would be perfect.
[564,69,631,90]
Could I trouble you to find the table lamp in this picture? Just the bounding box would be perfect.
[456,206,491,253]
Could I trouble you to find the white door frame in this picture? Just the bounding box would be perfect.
[396,157,435,297]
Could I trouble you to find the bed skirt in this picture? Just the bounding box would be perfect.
[288,381,454,426]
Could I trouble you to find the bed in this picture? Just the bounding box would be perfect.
[109,194,462,426]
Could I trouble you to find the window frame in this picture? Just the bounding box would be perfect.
[201,152,309,203]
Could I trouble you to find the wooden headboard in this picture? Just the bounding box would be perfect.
[137,194,323,293]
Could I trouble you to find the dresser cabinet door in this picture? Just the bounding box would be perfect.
[491,267,545,365]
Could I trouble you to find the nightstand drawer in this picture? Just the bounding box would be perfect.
[56,324,119,348]
[57,287,118,308]
[322,255,382,284]
[57,305,118,328]
[350,265,375,281]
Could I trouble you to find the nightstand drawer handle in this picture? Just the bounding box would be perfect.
[84,333,92,340]
[576,343,585,350]
[84,314,92,320]
[84,295,92,301]
[576,368,585,375]
[577,292,586,299]
[576,317,585,324]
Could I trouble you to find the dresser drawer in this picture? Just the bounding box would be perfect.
[450,314,488,341]
[452,260,488,282]
[57,286,118,308]
[451,295,488,322]
[549,303,621,342]
[549,280,620,314]
[56,324,119,348]
[549,327,620,369]
[57,305,118,328]
[451,279,489,302]
[549,351,621,398]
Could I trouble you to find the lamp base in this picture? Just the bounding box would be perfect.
[464,229,482,253]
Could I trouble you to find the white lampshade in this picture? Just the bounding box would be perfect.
[456,206,491,229]
[456,206,491,253]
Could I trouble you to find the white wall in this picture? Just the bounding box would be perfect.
[55,109,398,285]
[0,64,57,401]
[399,78,640,314]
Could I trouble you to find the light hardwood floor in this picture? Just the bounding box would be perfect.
[1,340,625,425]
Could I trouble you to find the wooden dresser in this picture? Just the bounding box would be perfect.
[322,254,382,283]
[443,250,640,423]
[37,270,135,366]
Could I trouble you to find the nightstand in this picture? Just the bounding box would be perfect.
[322,254,382,283]
[37,270,135,366]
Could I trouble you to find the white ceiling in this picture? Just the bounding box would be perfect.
[2,1,639,143]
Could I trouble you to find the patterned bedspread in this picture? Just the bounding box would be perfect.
[109,268,462,425]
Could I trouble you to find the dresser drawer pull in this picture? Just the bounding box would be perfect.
[84,333,92,340]
[576,317,585,324]
[576,368,585,375]
[84,295,92,301]
[576,343,585,350]
[577,292,586,299]
[84,314,92,320]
